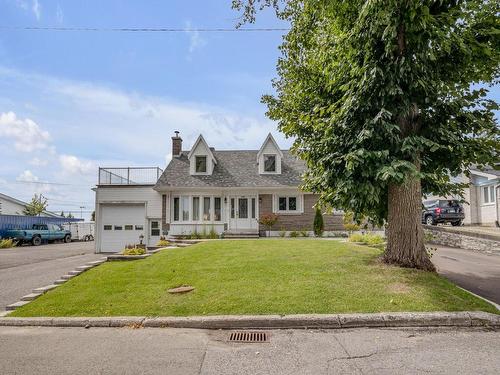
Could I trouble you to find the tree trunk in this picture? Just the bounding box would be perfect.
[384,166,435,271]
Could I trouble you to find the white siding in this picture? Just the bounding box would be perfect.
[189,139,215,175]
[0,197,26,215]
[96,186,162,218]
[258,139,282,174]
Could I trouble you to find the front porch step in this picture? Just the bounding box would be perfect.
[223,231,259,239]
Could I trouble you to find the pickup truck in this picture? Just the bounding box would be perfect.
[4,224,71,246]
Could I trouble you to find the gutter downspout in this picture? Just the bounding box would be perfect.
[496,184,500,228]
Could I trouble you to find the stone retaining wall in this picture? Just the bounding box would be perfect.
[424,226,500,255]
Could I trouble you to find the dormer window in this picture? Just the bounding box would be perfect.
[195,156,207,173]
[264,154,276,172]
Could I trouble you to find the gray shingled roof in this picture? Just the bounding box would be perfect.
[155,150,306,189]
[471,166,500,177]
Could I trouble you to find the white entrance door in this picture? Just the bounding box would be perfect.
[228,196,258,231]
[148,219,161,246]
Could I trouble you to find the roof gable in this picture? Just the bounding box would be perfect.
[256,133,283,161]
[187,134,217,165]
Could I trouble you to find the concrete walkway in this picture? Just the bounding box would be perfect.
[0,242,101,309]
[432,245,500,305]
[0,326,498,374]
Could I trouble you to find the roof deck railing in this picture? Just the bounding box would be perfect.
[98,167,163,186]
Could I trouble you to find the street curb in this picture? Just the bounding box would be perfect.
[457,286,500,312]
[0,312,498,330]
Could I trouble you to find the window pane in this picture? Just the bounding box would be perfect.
[124,225,133,230]
[104,225,112,230]
[135,225,143,230]
[231,198,235,218]
[251,198,256,218]
[239,198,248,218]
[114,225,122,230]
[279,197,287,211]
[181,196,189,221]
[173,197,179,221]
[192,197,200,221]
[484,187,490,203]
[288,197,297,211]
[195,156,207,173]
[214,197,221,221]
[203,197,211,221]
[264,155,276,172]
[490,186,495,203]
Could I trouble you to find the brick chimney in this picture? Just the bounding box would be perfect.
[172,131,182,157]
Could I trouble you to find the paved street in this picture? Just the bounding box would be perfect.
[0,242,101,309]
[432,245,500,305]
[0,326,499,374]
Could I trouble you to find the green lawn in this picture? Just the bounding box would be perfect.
[11,239,497,317]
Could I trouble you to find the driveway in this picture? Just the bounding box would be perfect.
[0,326,498,374]
[0,241,101,309]
[432,245,500,305]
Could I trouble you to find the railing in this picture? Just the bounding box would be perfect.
[98,167,163,185]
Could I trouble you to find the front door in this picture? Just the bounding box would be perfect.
[229,196,258,231]
[148,219,161,246]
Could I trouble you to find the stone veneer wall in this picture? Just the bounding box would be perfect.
[258,194,344,233]
[424,226,500,255]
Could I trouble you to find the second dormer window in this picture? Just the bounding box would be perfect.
[264,154,276,172]
[195,156,207,173]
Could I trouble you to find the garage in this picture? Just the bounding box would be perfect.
[98,204,146,252]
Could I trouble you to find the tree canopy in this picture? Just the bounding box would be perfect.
[23,194,48,216]
[234,0,499,224]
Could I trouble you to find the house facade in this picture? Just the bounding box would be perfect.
[0,192,59,217]
[94,132,344,253]
[426,168,500,226]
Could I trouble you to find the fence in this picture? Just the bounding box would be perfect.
[98,167,163,185]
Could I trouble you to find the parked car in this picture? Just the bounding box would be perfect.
[4,223,71,246]
[422,199,465,226]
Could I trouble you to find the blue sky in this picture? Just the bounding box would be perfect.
[0,0,290,218]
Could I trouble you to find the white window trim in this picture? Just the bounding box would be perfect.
[272,194,304,214]
[262,154,278,174]
[172,194,223,223]
[481,185,496,206]
[194,155,208,174]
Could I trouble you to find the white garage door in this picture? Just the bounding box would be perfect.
[100,204,145,252]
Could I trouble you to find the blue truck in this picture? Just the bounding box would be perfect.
[3,223,72,246]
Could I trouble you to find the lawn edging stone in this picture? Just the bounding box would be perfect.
[1,312,498,329]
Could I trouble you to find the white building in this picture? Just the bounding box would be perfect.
[0,192,59,217]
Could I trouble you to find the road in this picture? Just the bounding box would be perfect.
[432,245,500,305]
[0,326,499,374]
[0,241,101,309]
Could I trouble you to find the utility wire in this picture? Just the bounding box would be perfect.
[0,26,289,33]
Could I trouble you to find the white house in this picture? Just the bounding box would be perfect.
[0,192,59,217]
[94,132,344,253]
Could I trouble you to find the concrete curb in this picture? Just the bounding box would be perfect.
[0,312,498,330]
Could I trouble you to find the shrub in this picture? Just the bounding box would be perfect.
[259,213,279,237]
[122,247,146,256]
[208,227,218,239]
[289,231,299,238]
[278,228,286,237]
[299,229,309,237]
[0,239,14,248]
[156,239,170,247]
[348,233,364,243]
[313,207,324,237]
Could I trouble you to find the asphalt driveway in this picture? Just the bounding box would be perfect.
[432,245,500,306]
[0,241,101,310]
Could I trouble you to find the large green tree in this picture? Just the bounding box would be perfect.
[233,0,500,270]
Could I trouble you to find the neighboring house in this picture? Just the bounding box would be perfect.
[0,192,59,218]
[425,167,500,226]
[94,132,344,253]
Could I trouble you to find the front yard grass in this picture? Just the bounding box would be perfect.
[11,239,497,317]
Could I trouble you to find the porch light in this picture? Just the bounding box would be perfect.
[139,234,144,245]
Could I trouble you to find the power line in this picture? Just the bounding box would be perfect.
[11,179,91,187]
[0,26,289,33]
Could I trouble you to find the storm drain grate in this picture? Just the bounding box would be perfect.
[228,331,269,343]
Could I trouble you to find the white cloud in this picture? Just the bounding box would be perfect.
[0,111,51,152]
[56,4,63,24]
[15,0,41,20]
[59,154,94,175]
[184,21,206,57]
[29,157,48,166]
[16,169,38,182]
[32,0,41,20]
